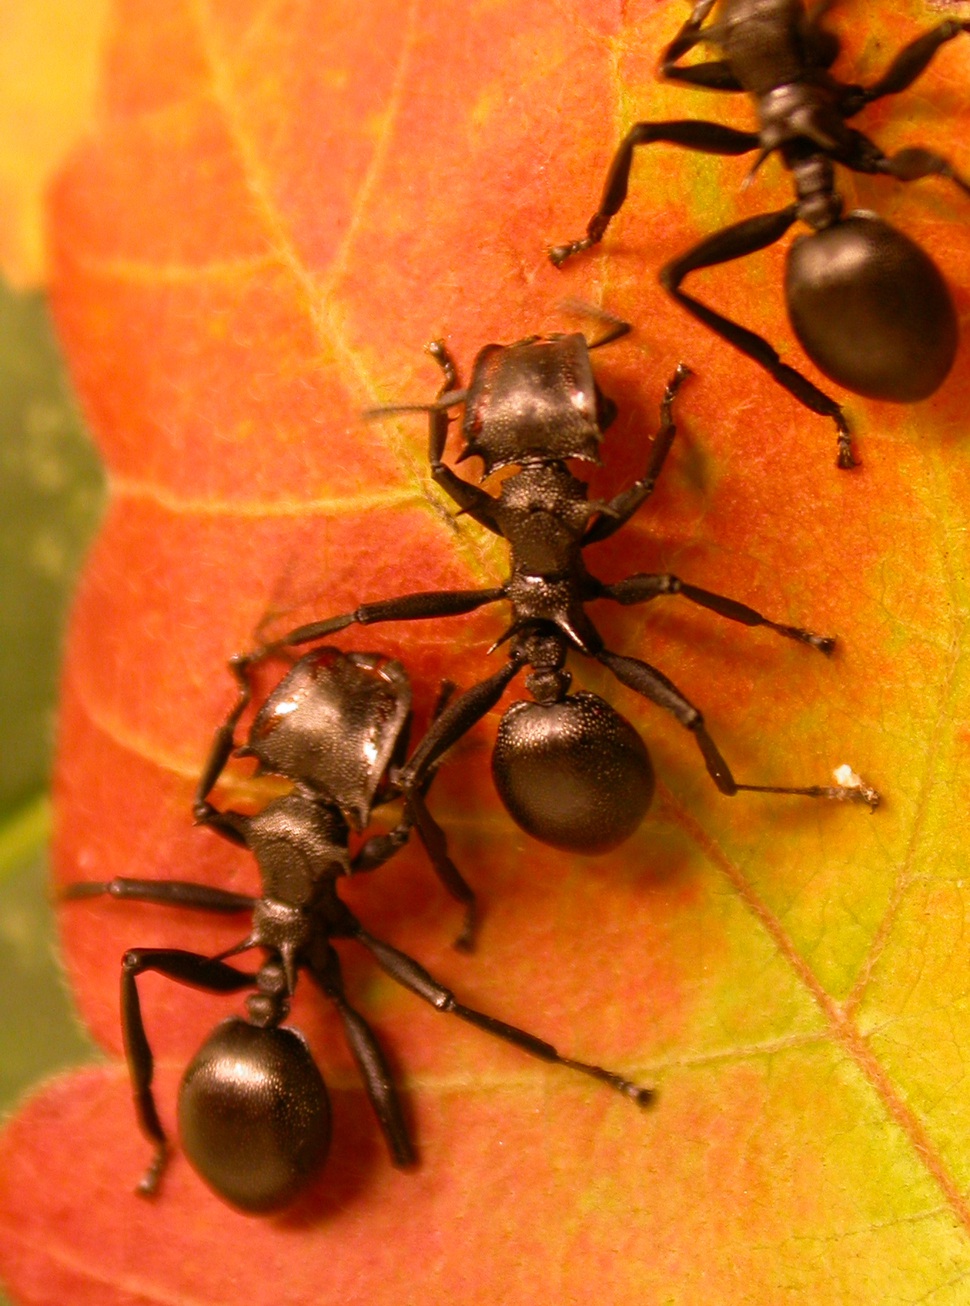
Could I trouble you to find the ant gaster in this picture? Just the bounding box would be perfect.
[63,649,653,1214]
[549,0,970,467]
[265,314,878,943]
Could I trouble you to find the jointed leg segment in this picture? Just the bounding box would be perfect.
[120,948,257,1195]
[601,573,835,654]
[596,648,877,807]
[355,925,654,1105]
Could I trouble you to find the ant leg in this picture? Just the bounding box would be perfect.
[424,341,502,532]
[659,0,738,87]
[893,146,970,195]
[351,824,413,874]
[429,676,457,721]
[331,992,415,1167]
[426,339,461,487]
[659,208,856,468]
[850,20,970,109]
[600,573,835,654]
[400,656,525,789]
[274,586,507,650]
[354,678,477,947]
[548,122,760,266]
[381,675,456,798]
[306,951,414,1166]
[407,787,478,952]
[596,647,879,807]
[192,652,259,849]
[62,877,255,913]
[196,653,255,800]
[839,125,970,199]
[397,658,527,949]
[120,948,257,1195]
[353,924,654,1106]
[365,342,500,533]
[876,146,970,199]
[659,60,743,91]
[352,680,460,879]
[664,0,718,54]
[350,786,478,951]
[584,363,692,544]
[374,673,456,794]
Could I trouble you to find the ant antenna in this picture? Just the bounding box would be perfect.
[558,298,633,350]
[363,390,468,421]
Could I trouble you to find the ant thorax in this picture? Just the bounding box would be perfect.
[495,462,594,577]
[244,789,351,908]
[758,84,845,153]
[502,570,600,657]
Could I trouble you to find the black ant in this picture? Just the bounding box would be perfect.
[259,315,878,940]
[63,649,653,1214]
[549,0,970,468]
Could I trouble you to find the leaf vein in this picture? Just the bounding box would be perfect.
[663,781,970,1237]
[187,0,495,589]
[110,474,429,519]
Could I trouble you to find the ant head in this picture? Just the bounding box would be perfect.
[458,333,609,478]
[240,648,412,831]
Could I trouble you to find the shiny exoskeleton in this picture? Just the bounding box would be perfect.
[549,0,970,467]
[269,323,877,924]
[63,649,653,1214]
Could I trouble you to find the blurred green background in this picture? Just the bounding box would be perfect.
[0,274,104,1295]
[0,1,115,1294]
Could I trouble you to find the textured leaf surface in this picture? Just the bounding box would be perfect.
[3,1,970,1302]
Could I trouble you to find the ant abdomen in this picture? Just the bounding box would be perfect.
[178,1018,332,1214]
[492,693,655,854]
[785,213,958,402]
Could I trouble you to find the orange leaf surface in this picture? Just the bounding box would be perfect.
[4,1,970,1301]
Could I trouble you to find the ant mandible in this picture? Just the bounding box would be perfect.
[549,0,970,468]
[63,649,653,1214]
[260,314,878,933]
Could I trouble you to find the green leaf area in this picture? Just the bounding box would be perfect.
[0,277,104,1302]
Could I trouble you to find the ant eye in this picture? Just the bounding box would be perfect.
[178,1018,331,1214]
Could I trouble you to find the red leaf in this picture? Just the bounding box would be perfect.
[4,2,970,1302]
